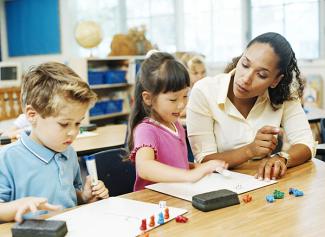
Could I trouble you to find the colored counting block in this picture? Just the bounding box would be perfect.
[175,215,188,223]
[293,190,304,197]
[157,212,164,224]
[266,195,275,203]
[149,215,155,227]
[273,190,284,199]
[289,188,304,197]
[164,208,170,219]
[140,219,147,231]
[242,194,252,203]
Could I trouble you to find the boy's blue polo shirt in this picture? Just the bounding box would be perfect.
[0,131,83,208]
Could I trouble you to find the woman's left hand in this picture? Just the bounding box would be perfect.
[255,156,287,181]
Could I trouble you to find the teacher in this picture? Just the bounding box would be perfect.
[186,32,316,181]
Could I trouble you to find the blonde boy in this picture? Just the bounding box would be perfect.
[0,62,109,223]
[187,56,207,87]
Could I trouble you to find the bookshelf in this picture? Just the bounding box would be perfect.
[69,56,145,125]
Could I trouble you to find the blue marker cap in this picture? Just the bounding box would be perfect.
[83,155,95,161]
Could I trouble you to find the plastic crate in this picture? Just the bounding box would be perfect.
[104,99,124,114]
[104,70,127,84]
[89,101,106,116]
[114,99,123,112]
[88,71,105,85]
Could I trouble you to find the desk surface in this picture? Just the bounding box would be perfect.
[305,106,325,123]
[72,124,127,156]
[1,159,325,236]
[0,124,127,156]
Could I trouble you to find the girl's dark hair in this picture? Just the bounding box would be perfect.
[127,52,190,152]
[224,32,304,109]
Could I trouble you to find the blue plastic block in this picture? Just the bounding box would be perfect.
[157,212,164,224]
[289,188,304,197]
[289,188,295,195]
[266,195,275,203]
[293,190,304,197]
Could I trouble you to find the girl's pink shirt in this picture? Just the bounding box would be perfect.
[130,118,189,191]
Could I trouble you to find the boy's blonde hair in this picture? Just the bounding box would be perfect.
[21,62,97,117]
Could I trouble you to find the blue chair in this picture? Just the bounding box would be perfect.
[90,148,136,196]
[320,118,325,143]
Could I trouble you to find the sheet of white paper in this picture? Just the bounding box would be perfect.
[146,171,277,201]
[76,131,98,139]
[49,197,187,237]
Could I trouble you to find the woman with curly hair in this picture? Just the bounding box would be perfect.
[186,32,316,181]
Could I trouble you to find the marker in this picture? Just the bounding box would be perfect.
[83,155,98,185]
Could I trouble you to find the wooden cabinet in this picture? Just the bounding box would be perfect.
[69,56,145,125]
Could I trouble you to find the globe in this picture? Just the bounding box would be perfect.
[75,21,103,49]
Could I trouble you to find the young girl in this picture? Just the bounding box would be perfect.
[128,51,227,191]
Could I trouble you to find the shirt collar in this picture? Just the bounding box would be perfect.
[20,131,69,163]
[216,69,235,105]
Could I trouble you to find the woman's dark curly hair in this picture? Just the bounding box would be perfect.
[224,32,304,109]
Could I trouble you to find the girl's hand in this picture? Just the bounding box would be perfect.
[15,197,61,223]
[255,156,287,181]
[82,176,109,203]
[189,160,228,182]
[247,126,280,158]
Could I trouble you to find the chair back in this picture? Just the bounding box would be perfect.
[320,118,325,143]
[90,148,135,196]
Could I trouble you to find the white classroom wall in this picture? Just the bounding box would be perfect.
[0,0,325,107]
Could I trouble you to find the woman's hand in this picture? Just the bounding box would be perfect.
[247,126,281,159]
[255,156,287,181]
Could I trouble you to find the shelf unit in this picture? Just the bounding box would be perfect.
[69,56,145,125]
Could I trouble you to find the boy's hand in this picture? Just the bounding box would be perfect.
[15,197,61,223]
[82,176,109,203]
[189,160,228,182]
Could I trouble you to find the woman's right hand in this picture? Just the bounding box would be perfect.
[189,160,228,182]
[246,126,281,159]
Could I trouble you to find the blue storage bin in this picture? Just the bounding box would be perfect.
[89,103,103,116]
[104,99,124,114]
[104,70,127,84]
[88,71,105,85]
[89,101,106,116]
[135,63,142,74]
[114,99,123,112]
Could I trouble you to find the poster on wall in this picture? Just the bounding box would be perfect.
[0,23,2,61]
[5,0,61,56]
